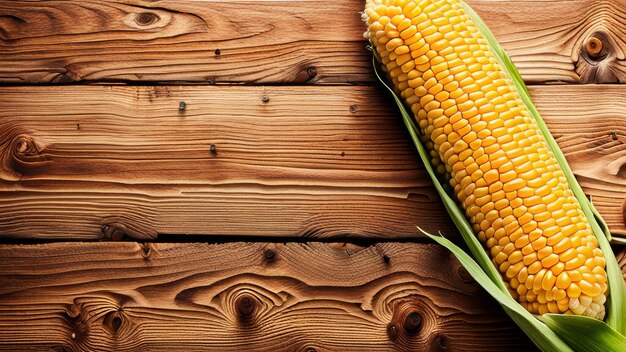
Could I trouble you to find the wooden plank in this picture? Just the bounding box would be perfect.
[0,241,535,351]
[0,85,453,240]
[0,85,625,240]
[0,0,624,84]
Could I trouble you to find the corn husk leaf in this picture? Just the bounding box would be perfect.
[540,314,626,352]
[427,233,575,352]
[370,1,626,349]
[460,1,625,335]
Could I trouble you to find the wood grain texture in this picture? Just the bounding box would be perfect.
[0,0,624,84]
[0,85,454,240]
[470,0,626,84]
[0,241,535,351]
[1,85,625,240]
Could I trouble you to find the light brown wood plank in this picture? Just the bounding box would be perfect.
[0,0,624,84]
[0,85,453,240]
[0,241,535,351]
[1,85,625,240]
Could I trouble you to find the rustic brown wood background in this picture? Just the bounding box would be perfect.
[1,0,625,351]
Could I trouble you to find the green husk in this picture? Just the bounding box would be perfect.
[540,314,626,352]
[369,0,626,350]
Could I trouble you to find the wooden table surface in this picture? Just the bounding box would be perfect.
[0,0,625,351]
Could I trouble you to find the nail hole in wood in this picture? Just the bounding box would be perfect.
[214,49,221,56]
[264,248,275,261]
[210,144,217,153]
[611,132,618,141]
[179,101,186,111]
[349,105,358,113]
[307,67,317,78]
[262,95,270,103]
[387,323,398,340]
[383,254,390,264]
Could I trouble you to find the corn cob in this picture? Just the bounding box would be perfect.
[363,0,608,319]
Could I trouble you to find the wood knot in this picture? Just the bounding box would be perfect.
[101,221,158,241]
[307,67,317,78]
[389,296,439,345]
[576,31,624,83]
[103,310,123,335]
[101,224,126,241]
[13,136,40,158]
[141,242,152,259]
[294,66,318,83]
[135,12,158,26]
[456,265,474,284]
[386,323,399,340]
[434,334,449,351]
[235,294,257,321]
[63,302,89,342]
[2,134,50,181]
[264,248,276,261]
[403,311,422,334]
[585,36,603,59]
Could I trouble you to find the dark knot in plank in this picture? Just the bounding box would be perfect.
[403,311,422,334]
[577,31,624,83]
[235,294,257,321]
[100,220,158,241]
[135,12,159,26]
[1,134,51,181]
[264,248,275,261]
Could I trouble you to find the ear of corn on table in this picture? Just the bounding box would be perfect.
[362,0,626,351]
